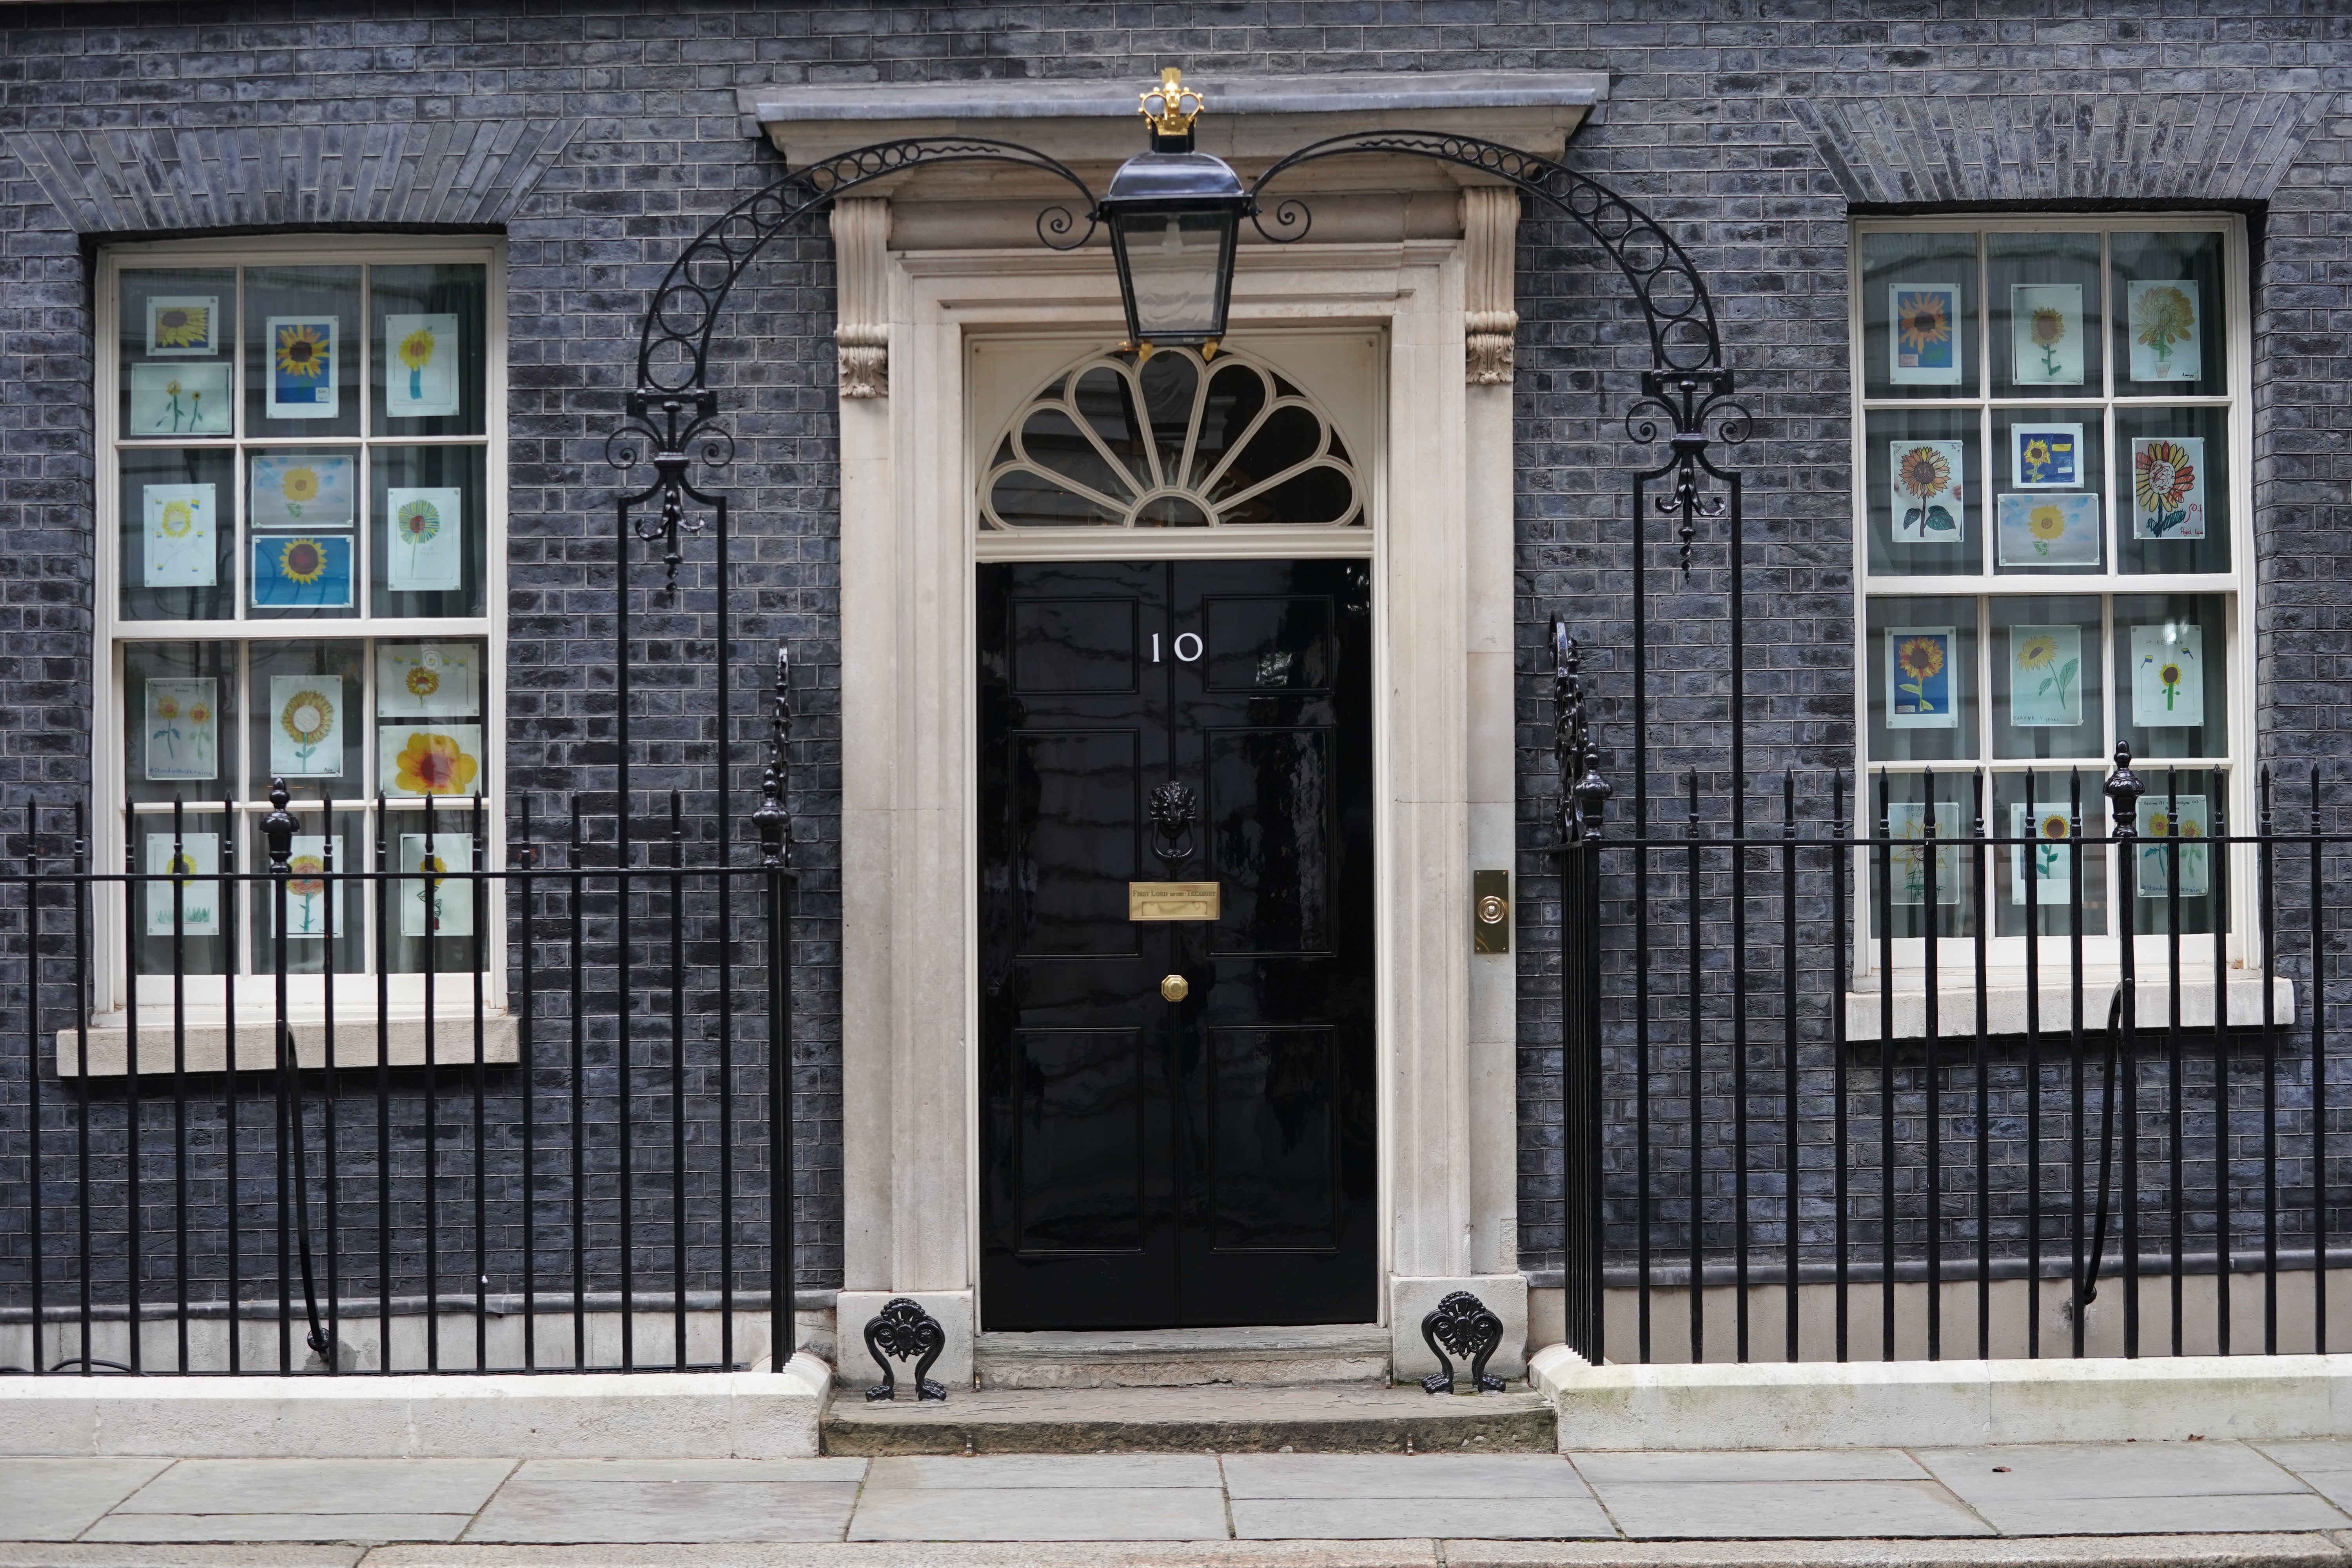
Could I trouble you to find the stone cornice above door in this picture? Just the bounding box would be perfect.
[759,74,1589,395]
[737,70,1608,176]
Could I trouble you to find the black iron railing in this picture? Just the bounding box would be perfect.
[1552,634,2341,1366]
[0,779,799,1377]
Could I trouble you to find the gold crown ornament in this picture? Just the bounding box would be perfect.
[1139,68,1204,136]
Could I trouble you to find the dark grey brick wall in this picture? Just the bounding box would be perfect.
[0,2,2347,1320]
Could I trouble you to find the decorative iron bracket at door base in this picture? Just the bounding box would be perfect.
[1419,1289,1507,1395]
[863,1297,949,1402]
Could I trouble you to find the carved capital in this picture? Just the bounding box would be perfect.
[1461,187,1520,385]
[830,197,891,399]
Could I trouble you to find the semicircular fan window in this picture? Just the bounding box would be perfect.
[981,346,1362,529]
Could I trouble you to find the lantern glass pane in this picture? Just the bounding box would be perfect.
[1116,211,1229,339]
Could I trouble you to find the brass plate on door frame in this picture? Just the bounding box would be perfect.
[1129,881,1221,921]
[1473,869,1510,955]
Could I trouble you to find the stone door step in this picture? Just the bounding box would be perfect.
[822,1381,1555,1455]
[973,1323,1393,1389]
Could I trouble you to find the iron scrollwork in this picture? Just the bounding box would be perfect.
[1625,368,1751,575]
[752,641,794,872]
[1247,130,1747,577]
[609,136,1102,590]
[1551,617,1611,850]
[1420,1289,1507,1395]
[862,1296,948,1402]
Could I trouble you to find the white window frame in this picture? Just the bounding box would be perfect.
[1847,212,2258,998]
[92,234,508,1020]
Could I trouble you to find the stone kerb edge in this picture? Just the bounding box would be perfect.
[1530,1345,2352,1451]
[0,1352,833,1459]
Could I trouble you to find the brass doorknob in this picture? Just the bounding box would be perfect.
[1160,974,1190,1002]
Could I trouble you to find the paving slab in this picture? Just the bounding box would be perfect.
[0,1548,367,1568]
[114,1459,516,1516]
[1947,1494,2351,1536]
[512,1461,867,1485]
[862,1454,1221,1489]
[466,1480,861,1544]
[2265,1442,2352,1474]
[2259,1442,2352,1512]
[845,1484,1230,1542]
[1231,1496,1615,1541]
[81,1515,473,1544]
[0,1458,173,1540]
[1447,1540,2352,1567]
[1917,1441,2349,1534]
[1591,1480,1996,1540]
[360,1545,1444,1566]
[1223,1454,1592,1501]
[1919,1442,2310,1501]
[1568,1450,1929,1485]
[342,1534,2352,1566]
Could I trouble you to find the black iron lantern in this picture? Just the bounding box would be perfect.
[1098,69,1256,356]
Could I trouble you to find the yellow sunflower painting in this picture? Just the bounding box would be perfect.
[1896,290,1951,361]
[2013,802,2077,906]
[2135,793,2213,899]
[1891,284,1960,382]
[2026,506,2067,554]
[153,304,208,349]
[1887,628,1954,727]
[2131,624,2205,729]
[278,538,328,583]
[276,323,328,381]
[388,728,481,797]
[2132,437,2204,539]
[267,316,337,416]
[2009,624,2082,727]
[399,831,476,938]
[146,295,215,355]
[1889,441,1962,543]
[1998,493,2100,567]
[397,327,439,405]
[1897,637,1945,684]
[2131,282,2198,376]
[252,534,351,608]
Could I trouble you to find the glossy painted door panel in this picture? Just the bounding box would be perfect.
[978,558,1375,1330]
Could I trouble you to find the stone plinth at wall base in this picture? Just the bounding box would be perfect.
[835,1290,973,1396]
[1530,1344,2352,1450]
[0,1352,833,1458]
[1391,1274,1529,1385]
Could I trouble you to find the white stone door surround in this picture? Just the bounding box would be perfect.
[762,74,1613,1387]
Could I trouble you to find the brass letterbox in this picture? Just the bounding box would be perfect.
[1128,881,1221,922]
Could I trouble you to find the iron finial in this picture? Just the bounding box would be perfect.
[753,642,794,870]
[2103,742,2145,840]
[263,777,296,871]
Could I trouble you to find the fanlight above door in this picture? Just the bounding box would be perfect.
[980,346,1363,530]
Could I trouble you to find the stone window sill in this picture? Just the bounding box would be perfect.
[1844,974,2296,1043]
[55,1008,519,1076]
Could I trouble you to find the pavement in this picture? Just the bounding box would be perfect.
[7,1442,2352,1566]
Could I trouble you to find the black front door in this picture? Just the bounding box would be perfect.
[978,558,1376,1330]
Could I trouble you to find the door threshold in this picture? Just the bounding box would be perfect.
[974,1322,1388,1390]
[826,1381,1552,1454]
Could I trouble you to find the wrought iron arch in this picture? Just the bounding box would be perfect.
[609,129,1748,601]
[605,124,1758,1373]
